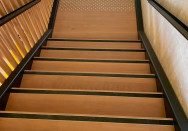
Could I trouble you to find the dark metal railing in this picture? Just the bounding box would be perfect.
[135,0,188,130]
[147,0,188,40]
[0,0,57,109]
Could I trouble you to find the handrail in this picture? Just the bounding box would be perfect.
[0,0,40,26]
[147,0,188,40]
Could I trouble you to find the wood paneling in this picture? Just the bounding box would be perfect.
[0,73,5,86]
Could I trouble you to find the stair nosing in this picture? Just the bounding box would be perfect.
[41,46,146,52]
[47,38,142,43]
[10,88,164,98]
[24,70,156,78]
[33,57,150,63]
[0,111,174,125]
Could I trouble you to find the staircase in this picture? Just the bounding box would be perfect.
[1,39,174,130]
[0,0,176,130]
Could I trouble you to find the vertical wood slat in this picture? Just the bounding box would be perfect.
[27,8,43,37]
[21,0,45,36]
[0,4,27,57]
[16,0,42,40]
[11,1,39,43]
[0,57,12,77]
[20,8,42,39]
[38,1,49,25]
[40,1,50,22]
[4,22,27,56]
[30,0,50,31]
[32,4,47,32]
[0,0,54,86]
[0,2,7,17]
[31,7,46,33]
[42,0,51,18]
[36,3,48,29]
[21,13,39,43]
[3,21,31,53]
[9,0,35,47]
[0,73,5,86]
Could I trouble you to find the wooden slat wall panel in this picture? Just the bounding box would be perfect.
[0,73,5,86]
[1,0,35,49]
[0,57,12,77]
[0,27,23,63]
[12,2,38,43]
[0,0,54,85]
[0,3,7,17]
[0,0,32,18]
[0,2,32,52]
[0,3,27,57]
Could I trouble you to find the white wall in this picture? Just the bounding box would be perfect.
[156,0,188,26]
[141,0,188,117]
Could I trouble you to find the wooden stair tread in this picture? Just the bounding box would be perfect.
[46,41,142,49]
[20,74,157,92]
[31,61,151,74]
[6,93,166,118]
[0,118,175,131]
[40,50,146,60]
[53,11,138,40]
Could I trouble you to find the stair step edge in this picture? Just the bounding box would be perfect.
[24,70,156,78]
[41,46,146,52]
[0,111,174,125]
[10,88,164,98]
[47,38,142,43]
